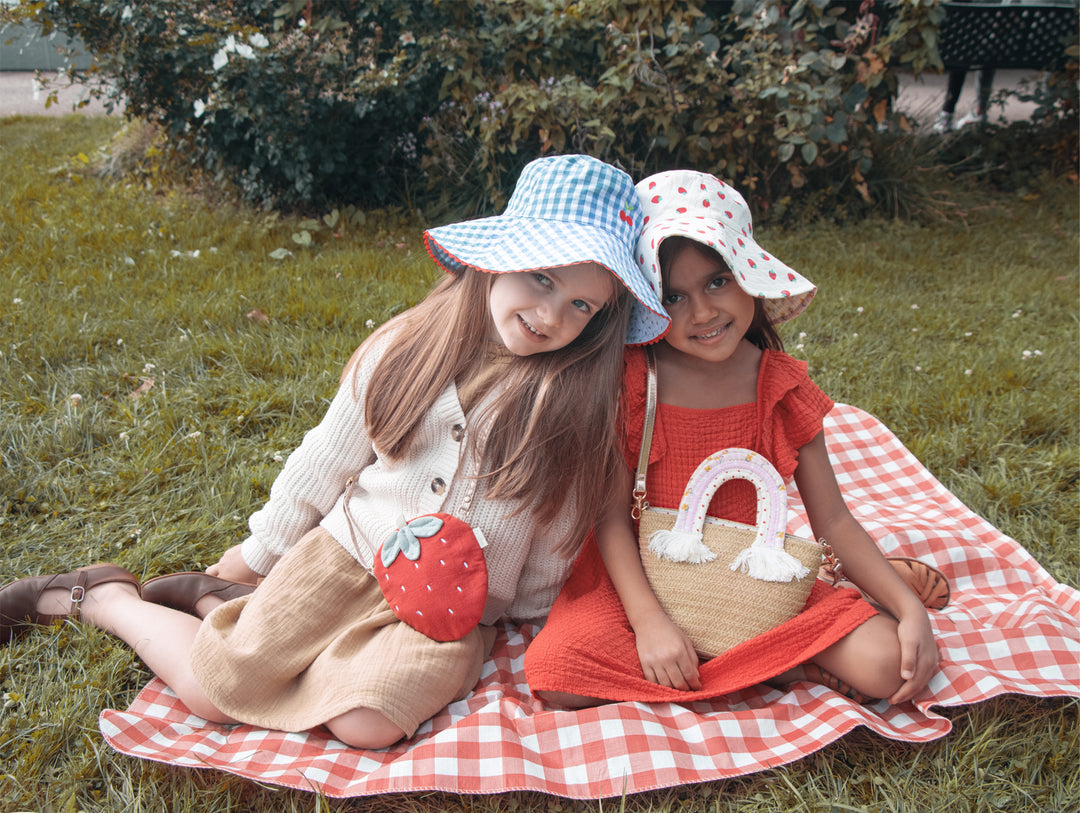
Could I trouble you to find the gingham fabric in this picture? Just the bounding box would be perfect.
[635,170,817,325]
[99,404,1080,799]
[424,155,670,345]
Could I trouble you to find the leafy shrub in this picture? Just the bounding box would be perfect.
[424,0,946,220]
[11,0,1028,221]
[13,0,467,209]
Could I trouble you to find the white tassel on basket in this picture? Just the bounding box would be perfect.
[648,528,718,564]
[729,543,810,583]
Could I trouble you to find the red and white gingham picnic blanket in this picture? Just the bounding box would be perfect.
[99,404,1080,799]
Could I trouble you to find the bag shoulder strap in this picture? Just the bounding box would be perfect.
[632,347,658,519]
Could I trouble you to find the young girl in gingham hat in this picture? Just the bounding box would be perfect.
[526,170,946,708]
[0,155,668,749]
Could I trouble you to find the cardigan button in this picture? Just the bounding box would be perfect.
[451,424,465,442]
[430,477,447,495]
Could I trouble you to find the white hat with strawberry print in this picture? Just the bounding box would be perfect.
[635,170,816,324]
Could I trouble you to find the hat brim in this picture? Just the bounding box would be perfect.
[638,218,816,324]
[426,216,669,345]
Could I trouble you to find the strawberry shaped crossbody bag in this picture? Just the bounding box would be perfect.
[342,477,489,643]
[373,514,489,642]
[633,348,823,659]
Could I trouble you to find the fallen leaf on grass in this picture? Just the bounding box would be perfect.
[130,377,154,400]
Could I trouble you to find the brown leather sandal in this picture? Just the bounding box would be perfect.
[820,540,951,611]
[0,564,140,644]
[141,572,255,617]
[802,663,877,705]
[887,556,951,610]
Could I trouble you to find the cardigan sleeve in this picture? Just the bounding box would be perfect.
[239,333,386,574]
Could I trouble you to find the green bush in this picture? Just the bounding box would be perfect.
[15,0,467,208]
[10,0,952,216]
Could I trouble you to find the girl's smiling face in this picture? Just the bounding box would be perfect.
[660,240,757,364]
[488,263,614,356]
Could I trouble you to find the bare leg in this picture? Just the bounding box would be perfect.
[533,689,606,709]
[325,707,407,750]
[35,582,236,723]
[771,613,903,701]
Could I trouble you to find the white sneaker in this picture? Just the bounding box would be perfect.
[955,110,986,129]
[932,111,953,134]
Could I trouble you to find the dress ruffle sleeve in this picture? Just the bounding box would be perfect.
[758,351,834,483]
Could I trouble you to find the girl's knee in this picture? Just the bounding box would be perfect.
[326,707,407,750]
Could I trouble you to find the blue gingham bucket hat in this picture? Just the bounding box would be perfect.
[424,155,669,345]
[635,170,816,325]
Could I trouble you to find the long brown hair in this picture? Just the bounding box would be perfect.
[659,237,784,351]
[351,267,632,556]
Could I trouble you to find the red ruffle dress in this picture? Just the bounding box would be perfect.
[523,346,878,702]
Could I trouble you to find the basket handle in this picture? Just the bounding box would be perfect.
[647,447,810,582]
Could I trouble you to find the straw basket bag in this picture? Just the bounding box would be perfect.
[633,350,822,659]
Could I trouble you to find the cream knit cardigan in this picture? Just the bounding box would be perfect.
[240,331,578,625]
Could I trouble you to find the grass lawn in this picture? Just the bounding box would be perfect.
[1,115,1077,812]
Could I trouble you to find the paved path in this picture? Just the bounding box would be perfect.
[0,68,1046,126]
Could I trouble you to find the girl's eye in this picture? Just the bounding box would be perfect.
[662,293,683,307]
[708,275,731,290]
[533,273,553,288]
[571,299,591,313]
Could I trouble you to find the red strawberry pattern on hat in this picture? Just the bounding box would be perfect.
[633,169,818,326]
[375,513,488,642]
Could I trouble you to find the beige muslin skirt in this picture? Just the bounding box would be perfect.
[191,526,495,738]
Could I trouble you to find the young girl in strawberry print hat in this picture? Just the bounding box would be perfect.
[525,170,946,708]
[0,155,669,749]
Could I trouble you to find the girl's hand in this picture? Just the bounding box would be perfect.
[887,603,938,705]
[206,544,261,585]
[634,610,702,691]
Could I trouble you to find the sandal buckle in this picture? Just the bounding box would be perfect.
[69,585,86,606]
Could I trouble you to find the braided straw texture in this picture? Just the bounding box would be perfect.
[639,508,822,659]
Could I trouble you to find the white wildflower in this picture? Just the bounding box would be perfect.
[914,366,922,371]
[193,99,206,118]
[121,6,133,21]
[143,363,156,374]
[1012,309,1023,318]
[399,31,416,46]
[250,33,269,48]
[124,256,135,266]
[117,338,124,346]
[964,369,973,376]
[856,306,864,314]
[212,48,229,71]
[365,319,376,329]
[911,304,919,310]
[273,452,283,463]
[70,393,83,407]
[12,298,22,305]
[185,430,202,441]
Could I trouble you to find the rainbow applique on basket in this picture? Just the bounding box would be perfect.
[638,448,823,659]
